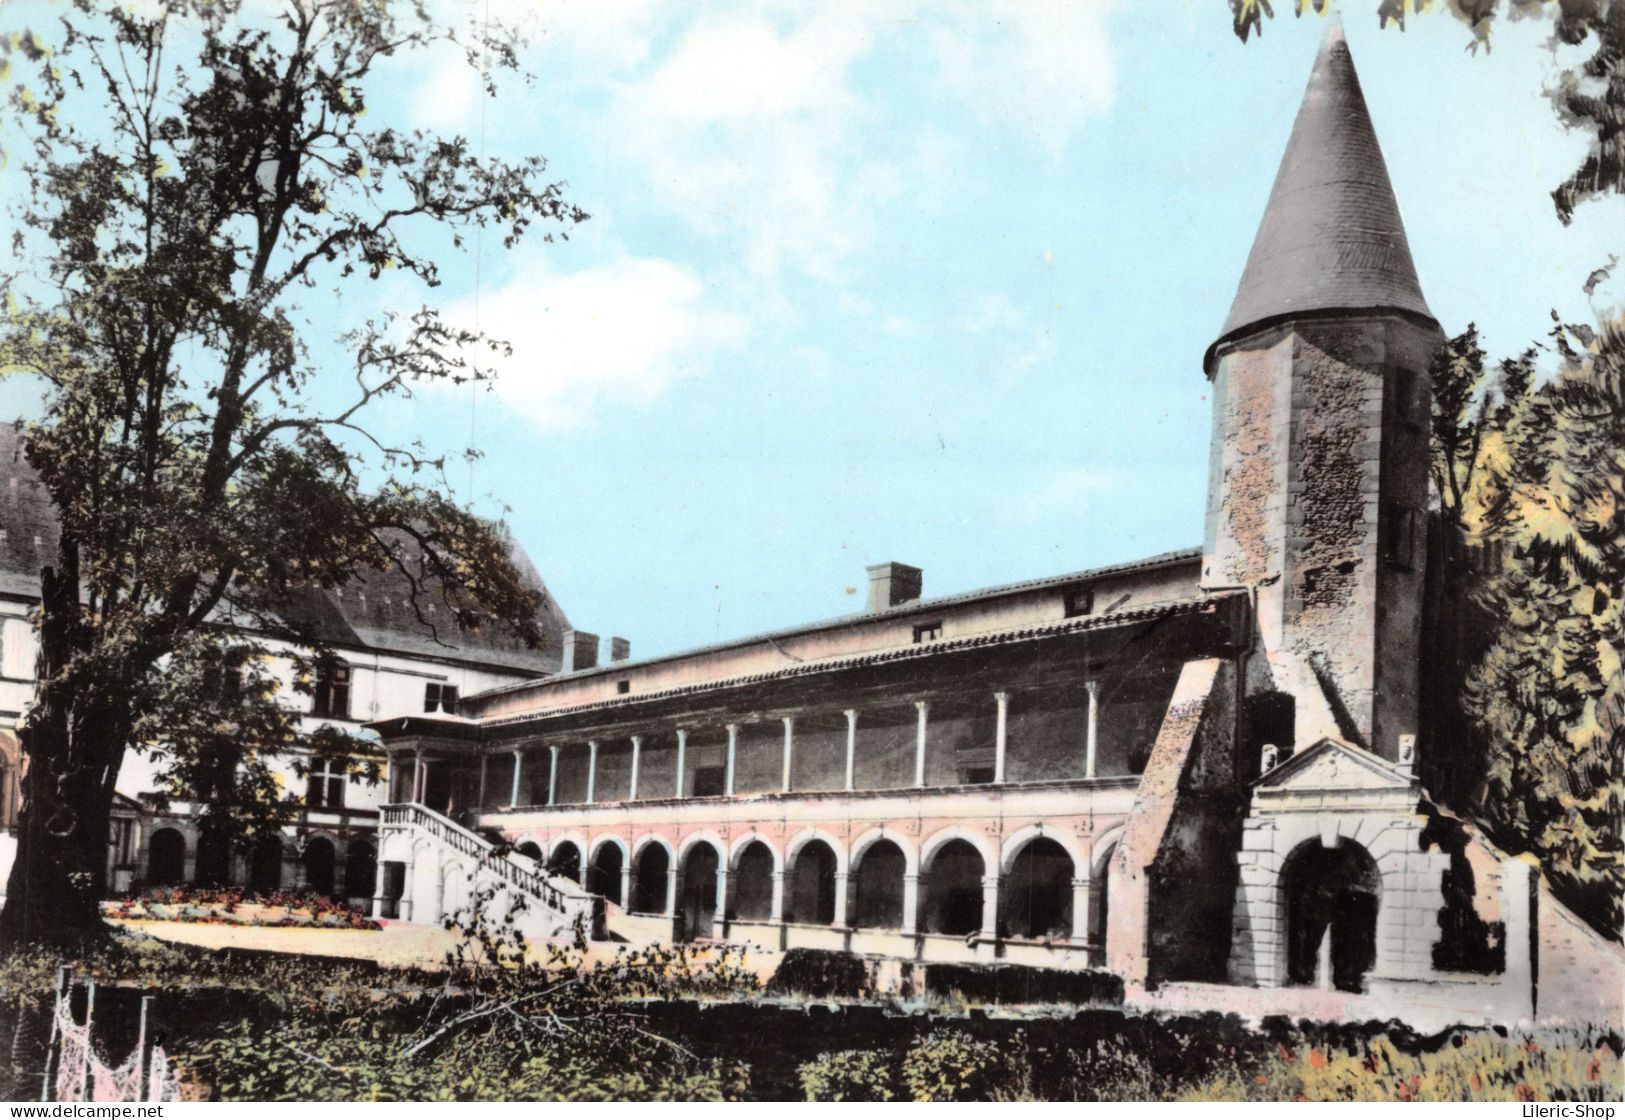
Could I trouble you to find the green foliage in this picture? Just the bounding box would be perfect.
[797,1049,898,1102]
[1457,316,1625,936]
[901,1029,1003,1102]
[766,948,869,999]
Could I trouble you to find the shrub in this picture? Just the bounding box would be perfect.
[922,962,1123,1007]
[798,1049,898,1102]
[765,948,868,999]
[901,1029,1002,1102]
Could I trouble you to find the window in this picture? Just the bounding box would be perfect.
[960,765,995,786]
[616,679,631,695]
[307,756,347,809]
[1382,503,1419,570]
[424,682,459,714]
[913,621,944,644]
[1064,587,1095,617]
[312,662,352,719]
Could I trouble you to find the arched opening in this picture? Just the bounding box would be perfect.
[147,828,185,887]
[249,835,283,895]
[547,841,581,882]
[1000,837,1074,939]
[789,839,837,925]
[302,835,337,898]
[631,844,670,915]
[194,826,231,887]
[514,840,543,864]
[589,843,624,905]
[922,839,984,935]
[344,840,376,902]
[1090,844,1117,962]
[731,841,776,921]
[1281,838,1381,993]
[679,843,720,940]
[852,840,906,929]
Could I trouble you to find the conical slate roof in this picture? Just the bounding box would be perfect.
[1206,24,1436,370]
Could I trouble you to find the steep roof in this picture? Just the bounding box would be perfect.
[1206,23,1436,371]
[0,422,568,674]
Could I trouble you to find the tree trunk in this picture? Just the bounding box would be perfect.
[0,735,114,947]
[0,560,124,949]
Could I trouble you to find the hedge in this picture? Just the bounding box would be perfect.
[923,962,1124,1006]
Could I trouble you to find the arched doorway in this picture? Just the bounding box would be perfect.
[1000,837,1074,939]
[249,835,283,895]
[731,841,775,921]
[1281,838,1381,992]
[852,839,906,929]
[514,840,543,864]
[589,842,624,905]
[147,828,185,887]
[922,839,984,935]
[789,839,837,925]
[547,841,581,882]
[679,843,720,940]
[631,843,670,914]
[344,840,376,903]
[302,835,336,897]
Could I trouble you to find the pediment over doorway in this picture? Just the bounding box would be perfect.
[1256,736,1416,793]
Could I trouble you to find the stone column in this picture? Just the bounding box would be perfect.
[422,865,442,927]
[914,700,929,788]
[1070,873,1092,949]
[770,869,786,922]
[781,716,795,792]
[547,745,559,806]
[509,748,523,807]
[477,753,488,809]
[629,736,642,801]
[980,874,1000,945]
[664,865,678,917]
[843,709,857,791]
[411,749,424,802]
[1084,680,1100,779]
[833,870,850,928]
[619,864,632,910]
[902,872,920,935]
[674,729,688,798]
[586,740,598,803]
[994,691,1010,784]
[725,724,738,797]
[715,865,729,925]
[370,858,387,919]
[399,856,415,921]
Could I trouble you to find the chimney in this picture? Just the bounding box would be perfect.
[562,630,600,673]
[609,636,632,663]
[866,562,923,612]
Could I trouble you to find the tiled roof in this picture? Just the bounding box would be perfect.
[461,593,1234,732]
[468,546,1204,702]
[1207,24,1436,370]
[0,422,567,673]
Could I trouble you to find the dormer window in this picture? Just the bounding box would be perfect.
[913,621,943,644]
[1064,587,1096,617]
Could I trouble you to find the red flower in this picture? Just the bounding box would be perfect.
[1516,1083,1536,1102]
[1308,1049,1327,1069]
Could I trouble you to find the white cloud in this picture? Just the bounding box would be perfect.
[448,254,749,430]
[927,0,1119,159]
[1010,467,1120,523]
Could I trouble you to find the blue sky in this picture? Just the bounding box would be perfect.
[5,1,1621,660]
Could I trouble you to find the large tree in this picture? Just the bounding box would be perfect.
[0,0,584,947]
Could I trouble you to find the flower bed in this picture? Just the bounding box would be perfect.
[104,887,381,930]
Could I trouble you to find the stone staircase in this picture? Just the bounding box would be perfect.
[380,802,605,942]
